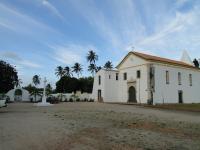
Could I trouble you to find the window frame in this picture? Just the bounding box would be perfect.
[116,73,119,80]
[189,74,192,86]
[137,70,141,78]
[98,75,101,85]
[166,71,169,84]
[178,72,181,85]
[123,72,127,80]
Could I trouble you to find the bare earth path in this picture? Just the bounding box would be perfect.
[0,102,200,150]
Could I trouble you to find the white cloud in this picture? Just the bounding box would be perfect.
[49,43,97,65]
[137,11,195,46]
[0,51,42,68]
[20,60,42,68]
[0,2,59,36]
[42,0,65,21]
[1,51,22,61]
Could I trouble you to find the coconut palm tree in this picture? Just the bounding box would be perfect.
[72,63,82,78]
[88,63,97,77]
[46,83,53,96]
[13,79,22,87]
[86,50,98,64]
[64,66,73,77]
[96,66,102,72]
[32,75,41,102]
[104,61,113,70]
[33,75,41,86]
[55,66,65,78]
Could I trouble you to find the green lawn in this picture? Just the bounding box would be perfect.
[146,103,200,112]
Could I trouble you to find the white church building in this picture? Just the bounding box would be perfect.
[92,51,200,104]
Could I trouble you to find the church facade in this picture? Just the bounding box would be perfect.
[92,51,200,104]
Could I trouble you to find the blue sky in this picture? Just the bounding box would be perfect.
[0,0,200,87]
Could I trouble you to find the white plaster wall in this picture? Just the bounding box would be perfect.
[153,64,200,104]
[117,54,149,103]
[118,54,147,69]
[6,88,30,102]
[117,65,148,103]
[103,70,119,102]
[92,69,106,101]
[92,53,149,103]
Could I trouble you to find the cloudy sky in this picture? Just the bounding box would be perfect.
[0,0,200,87]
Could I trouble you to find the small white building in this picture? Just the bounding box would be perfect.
[92,51,200,104]
[6,87,30,102]
[6,86,42,102]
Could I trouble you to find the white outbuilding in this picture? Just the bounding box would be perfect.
[6,86,30,102]
[92,51,200,104]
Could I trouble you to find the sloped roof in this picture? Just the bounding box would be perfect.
[116,51,198,69]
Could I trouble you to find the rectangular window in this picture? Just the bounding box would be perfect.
[166,71,169,84]
[189,74,192,86]
[137,70,141,78]
[98,75,101,85]
[116,73,119,80]
[178,72,181,85]
[123,73,127,80]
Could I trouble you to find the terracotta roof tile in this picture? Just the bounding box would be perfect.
[117,51,198,69]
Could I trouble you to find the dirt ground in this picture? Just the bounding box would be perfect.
[0,102,200,150]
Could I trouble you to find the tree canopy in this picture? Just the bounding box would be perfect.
[56,76,93,93]
[104,61,113,70]
[193,59,199,68]
[0,60,18,93]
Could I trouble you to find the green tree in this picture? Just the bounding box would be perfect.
[72,63,82,78]
[96,66,102,72]
[88,63,97,77]
[193,59,199,68]
[46,83,53,96]
[32,75,41,101]
[55,66,65,78]
[86,50,98,64]
[13,79,22,87]
[104,61,113,70]
[33,75,41,86]
[64,66,73,77]
[24,84,42,102]
[0,60,18,93]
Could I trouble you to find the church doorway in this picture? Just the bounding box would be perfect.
[128,86,137,103]
[14,89,22,101]
[98,90,102,102]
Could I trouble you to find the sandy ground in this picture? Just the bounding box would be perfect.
[0,102,200,150]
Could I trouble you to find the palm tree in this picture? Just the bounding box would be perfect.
[104,61,113,70]
[46,83,52,96]
[13,79,22,87]
[86,50,98,64]
[30,87,42,103]
[72,63,82,78]
[55,66,65,78]
[88,63,97,77]
[32,75,41,102]
[96,66,102,72]
[33,75,41,86]
[64,66,73,77]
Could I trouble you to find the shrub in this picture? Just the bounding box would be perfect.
[69,98,73,102]
[84,98,88,102]
[76,98,80,102]
[89,99,94,102]
[47,97,59,104]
